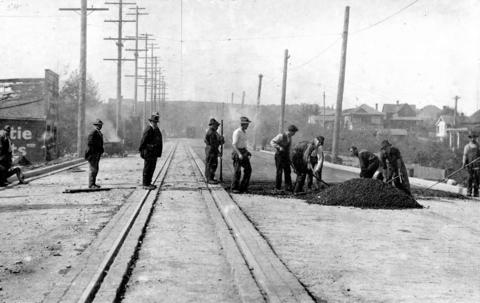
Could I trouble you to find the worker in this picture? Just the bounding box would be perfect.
[349,146,380,178]
[270,125,298,192]
[204,118,224,184]
[463,131,480,197]
[0,125,27,186]
[85,119,104,189]
[139,113,163,190]
[231,116,252,193]
[291,136,325,193]
[379,140,411,196]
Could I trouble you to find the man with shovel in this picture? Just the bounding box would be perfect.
[463,131,480,197]
[379,140,411,196]
[291,136,325,193]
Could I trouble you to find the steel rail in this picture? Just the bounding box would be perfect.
[185,144,315,303]
[76,143,177,303]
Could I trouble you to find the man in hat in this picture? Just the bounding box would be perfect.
[463,131,480,197]
[231,116,252,193]
[270,124,298,191]
[349,146,380,179]
[204,118,224,184]
[139,113,163,190]
[291,136,325,193]
[0,125,27,186]
[85,119,104,189]
[379,140,411,195]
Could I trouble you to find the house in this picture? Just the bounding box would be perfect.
[435,115,454,139]
[307,107,337,129]
[382,100,422,129]
[0,70,59,162]
[435,115,469,149]
[418,105,441,123]
[343,104,384,130]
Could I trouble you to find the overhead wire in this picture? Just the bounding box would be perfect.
[352,0,420,34]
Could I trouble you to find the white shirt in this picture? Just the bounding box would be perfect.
[232,127,248,149]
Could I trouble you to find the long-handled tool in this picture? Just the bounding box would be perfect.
[386,174,402,184]
[290,163,330,187]
[219,119,224,182]
[426,156,480,190]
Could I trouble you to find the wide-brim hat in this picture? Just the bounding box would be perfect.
[209,118,220,126]
[148,114,160,122]
[240,116,251,124]
[93,119,103,126]
[380,139,392,150]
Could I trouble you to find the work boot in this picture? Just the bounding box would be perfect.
[207,179,219,184]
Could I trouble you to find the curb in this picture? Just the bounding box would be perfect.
[8,158,86,182]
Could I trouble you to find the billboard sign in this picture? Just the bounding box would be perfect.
[0,118,51,163]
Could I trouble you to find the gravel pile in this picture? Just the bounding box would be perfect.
[309,178,423,209]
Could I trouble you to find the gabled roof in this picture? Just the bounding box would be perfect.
[470,110,480,123]
[435,115,454,126]
[382,103,416,114]
[418,105,441,118]
[343,104,384,116]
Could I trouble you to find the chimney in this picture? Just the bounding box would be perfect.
[375,103,378,111]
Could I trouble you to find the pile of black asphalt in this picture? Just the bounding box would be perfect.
[309,178,423,209]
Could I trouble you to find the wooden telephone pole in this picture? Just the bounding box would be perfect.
[253,74,263,150]
[104,0,136,139]
[126,6,148,115]
[59,1,108,156]
[332,6,350,162]
[280,49,290,133]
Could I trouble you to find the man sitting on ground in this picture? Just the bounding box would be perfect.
[0,125,27,186]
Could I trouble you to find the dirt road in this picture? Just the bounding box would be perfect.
[192,138,480,302]
[0,150,163,303]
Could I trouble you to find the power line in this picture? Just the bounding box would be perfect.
[289,38,342,71]
[352,0,420,34]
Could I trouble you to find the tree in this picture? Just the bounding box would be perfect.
[57,71,102,154]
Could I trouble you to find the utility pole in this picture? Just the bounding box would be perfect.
[253,74,263,150]
[332,6,350,162]
[323,91,326,128]
[153,57,158,112]
[104,0,136,139]
[126,6,147,115]
[59,1,108,157]
[280,49,290,133]
[453,95,460,127]
[135,34,154,130]
[241,91,246,109]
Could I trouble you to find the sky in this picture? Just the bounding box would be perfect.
[0,0,479,115]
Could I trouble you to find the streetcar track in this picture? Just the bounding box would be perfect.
[185,143,316,303]
[46,141,314,303]
[77,143,177,303]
